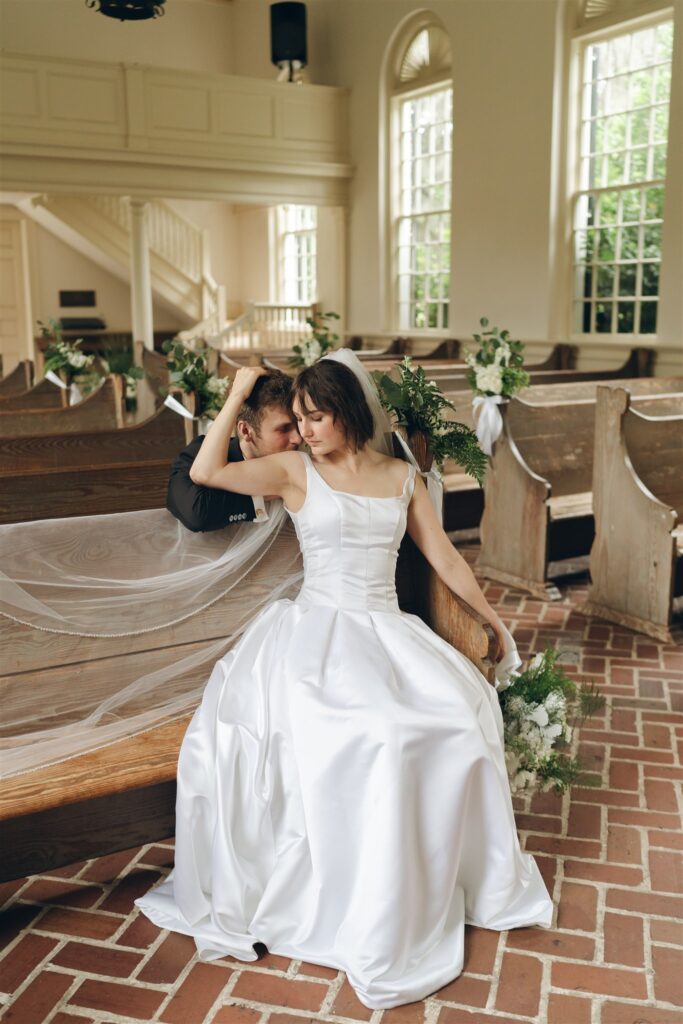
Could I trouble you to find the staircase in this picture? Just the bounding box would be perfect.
[22,194,225,329]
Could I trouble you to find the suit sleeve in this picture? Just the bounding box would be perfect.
[166,436,256,532]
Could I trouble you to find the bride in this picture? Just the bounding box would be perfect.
[135,351,553,1009]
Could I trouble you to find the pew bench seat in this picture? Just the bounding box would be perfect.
[547,491,593,520]
[0,716,191,881]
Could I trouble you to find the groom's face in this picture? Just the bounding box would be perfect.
[249,403,302,457]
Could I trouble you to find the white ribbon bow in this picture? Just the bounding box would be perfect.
[392,430,444,519]
[472,395,505,456]
[163,394,213,435]
[45,370,82,406]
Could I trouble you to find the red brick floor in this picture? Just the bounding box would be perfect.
[1,546,682,1024]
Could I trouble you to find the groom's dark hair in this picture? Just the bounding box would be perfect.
[238,369,293,434]
[293,361,374,451]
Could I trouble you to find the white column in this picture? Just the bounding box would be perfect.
[129,199,154,351]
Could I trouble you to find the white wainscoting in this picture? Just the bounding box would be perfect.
[0,53,352,204]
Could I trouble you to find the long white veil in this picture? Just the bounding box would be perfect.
[1,350,515,779]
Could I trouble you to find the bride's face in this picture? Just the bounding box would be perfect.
[292,394,348,455]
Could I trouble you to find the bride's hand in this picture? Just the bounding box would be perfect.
[228,366,268,405]
[491,620,514,663]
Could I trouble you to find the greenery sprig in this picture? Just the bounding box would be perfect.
[100,347,145,406]
[373,357,488,484]
[499,647,606,794]
[161,339,229,418]
[465,317,530,398]
[289,310,340,368]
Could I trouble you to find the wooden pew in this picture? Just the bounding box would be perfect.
[0,405,189,524]
[0,376,68,411]
[477,377,683,598]
[0,360,33,397]
[582,386,683,641]
[0,438,498,880]
[0,375,126,437]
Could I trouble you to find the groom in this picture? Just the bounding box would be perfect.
[166,368,301,531]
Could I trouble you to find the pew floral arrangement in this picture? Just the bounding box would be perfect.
[289,311,340,368]
[161,339,230,418]
[100,347,145,411]
[500,647,605,794]
[39,319,101,403]
[373,357,488,484]
[465,318,530,455]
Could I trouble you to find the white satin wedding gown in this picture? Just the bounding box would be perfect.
[135,452,553,1008]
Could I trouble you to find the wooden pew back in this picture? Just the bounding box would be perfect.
[624,400,683,516]
[0,377,67,411]
[507,377,683,498]
[0,361,33,396]
[0,375,125,437]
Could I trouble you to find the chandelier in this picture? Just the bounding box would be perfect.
[86,0,166,21]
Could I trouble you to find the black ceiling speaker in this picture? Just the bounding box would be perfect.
[271,2,307,81]
[86,0,166,21]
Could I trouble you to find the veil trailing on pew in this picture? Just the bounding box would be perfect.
[0,349,515,779]
[0,351,393,779]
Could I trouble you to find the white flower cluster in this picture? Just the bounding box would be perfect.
[474,363,504,395]
[300,339,323,367]
[52,341,94,371]
[205,375,230,396]
[465,341,513,397]
[503,685,571,794]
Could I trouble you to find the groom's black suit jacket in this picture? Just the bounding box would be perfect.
[166,435,256,532]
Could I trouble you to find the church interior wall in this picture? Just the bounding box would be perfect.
[0,0,680,370]
[30,222,186,334]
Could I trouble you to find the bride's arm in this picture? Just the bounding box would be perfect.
[406,474,513,656]
[190,367,294,499]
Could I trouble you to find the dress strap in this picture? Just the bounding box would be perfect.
[402,463,417,503]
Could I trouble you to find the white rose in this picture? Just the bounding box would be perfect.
[529,705,550,728]
[475,364,503,395]
[206,376,228,395]
[68,352,88,369]
[302,339,322,366]
[529,653,545,670]
[545,691,566,715]
[493,341,511,367]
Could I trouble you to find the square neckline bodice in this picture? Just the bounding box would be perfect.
[287,450,415,518]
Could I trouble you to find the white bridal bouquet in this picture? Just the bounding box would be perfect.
[499,647,605,795]
[465,318,530,455]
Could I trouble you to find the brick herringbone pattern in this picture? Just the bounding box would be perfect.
[1,545,681,1024]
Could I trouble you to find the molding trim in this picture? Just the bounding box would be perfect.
[0,53,352,205]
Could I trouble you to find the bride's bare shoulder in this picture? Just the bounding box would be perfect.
[272,449,307,481]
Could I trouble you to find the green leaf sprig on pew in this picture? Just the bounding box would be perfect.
[373,357,488,485]
[160,340,229,418]
[100,347,145,409]
[500,647,606,794]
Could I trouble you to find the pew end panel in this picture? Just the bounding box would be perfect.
[478,406,555,599]
[0,360,33,396]
[583,386,683,641]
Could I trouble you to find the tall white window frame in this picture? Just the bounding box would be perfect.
[275,204,317,305]
[569,12,674,339]
[387,21,453,333]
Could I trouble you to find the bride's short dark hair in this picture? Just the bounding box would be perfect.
[294,361,374,450]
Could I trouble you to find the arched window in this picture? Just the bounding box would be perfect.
[387,18,453,332]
